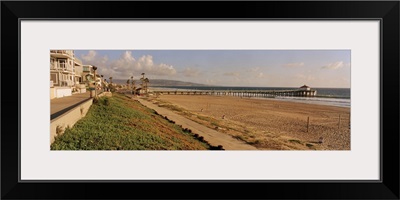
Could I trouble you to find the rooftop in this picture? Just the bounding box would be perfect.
[300,85,310,88]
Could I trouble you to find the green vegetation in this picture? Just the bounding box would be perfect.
[288,139,302,144]
[157,103,185,113]
[51,94,209,150]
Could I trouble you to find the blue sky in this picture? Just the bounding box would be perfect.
[74,50,351,88]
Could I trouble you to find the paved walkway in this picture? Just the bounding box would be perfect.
[136,98,258,150]
[50,92,92,120]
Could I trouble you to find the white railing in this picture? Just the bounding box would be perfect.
[50,50,74,57]
[51,62,73,72]
[57,63,73,72]
[60,80,74,87]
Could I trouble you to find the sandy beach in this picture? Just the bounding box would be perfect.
[148,95,350,150]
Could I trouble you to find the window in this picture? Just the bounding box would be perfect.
[50,73,57,83]
[83,66,90,72]
[50,58,55,69]
[59,59,66,70]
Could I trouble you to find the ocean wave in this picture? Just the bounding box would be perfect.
[274,96,351,107]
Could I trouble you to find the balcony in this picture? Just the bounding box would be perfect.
[60,80,75,87]
[50,62,74,72]
[50,50,74,58]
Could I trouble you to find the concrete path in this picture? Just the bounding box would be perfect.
[50,92,92,120]
[137,98,258,150]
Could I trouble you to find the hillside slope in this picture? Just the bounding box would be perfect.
[51,94,210,150]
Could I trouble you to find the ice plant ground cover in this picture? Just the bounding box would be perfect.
[51,93,210,150]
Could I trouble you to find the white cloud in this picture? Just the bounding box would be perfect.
[80,50,110,76]
[122,51,135,62]
[250,67,260,72]
[283,62,305,67]
[321,61,344,70]
[181,67,201,77]
[294,74,316,81]
[113,53,176,76]
[81,50,97,62]
[244,67,266,79]
[80,50,177,79]
[100,55,108,64]
[257,72,265,78]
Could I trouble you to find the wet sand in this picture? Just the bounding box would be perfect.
[150,95,350,150]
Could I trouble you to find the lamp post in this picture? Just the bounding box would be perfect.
[92,66,98,98]
[104,79,108,92]
[130,76,134,95]
[101,75,104,92]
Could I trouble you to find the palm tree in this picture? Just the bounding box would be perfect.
[144,78,149,93]
[140,73,145,92]
[107,77,113,92]
[132,80,136,95]
[130,76,134,95]
[126,79,130,92]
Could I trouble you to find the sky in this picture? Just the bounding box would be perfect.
[74,50,351,88]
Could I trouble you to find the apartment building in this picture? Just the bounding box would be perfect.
[50,50,76,87]
[74,57,83,84]
[50,50,79,99]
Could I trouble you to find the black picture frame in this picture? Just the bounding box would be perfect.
[2,1,399,199]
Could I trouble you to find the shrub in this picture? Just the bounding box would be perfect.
[51,93,209,150]
[93,98,99,104]
[103,97,110,106]
[289,139,301,144]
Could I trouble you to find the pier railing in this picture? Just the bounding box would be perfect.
[152,89,317,97]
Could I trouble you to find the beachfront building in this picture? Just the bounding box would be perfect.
[80,65,100,85]
[95,75,102,87]
[81,65,94,85]
[297,85,317,96]
[73,58,87,94]
[136,87,145,95]
[74,58,83,84]
[50,50,77,99]
[299,85,311,91]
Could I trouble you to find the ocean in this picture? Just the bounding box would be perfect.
[152,86,351,108]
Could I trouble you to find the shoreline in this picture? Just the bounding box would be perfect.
[148,87,350,108]
[148,94,351,150]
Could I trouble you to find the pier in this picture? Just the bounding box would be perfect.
[153,89,317,98]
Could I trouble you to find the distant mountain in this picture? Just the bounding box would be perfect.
[149,79,210,87]
[112,79,209,87]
